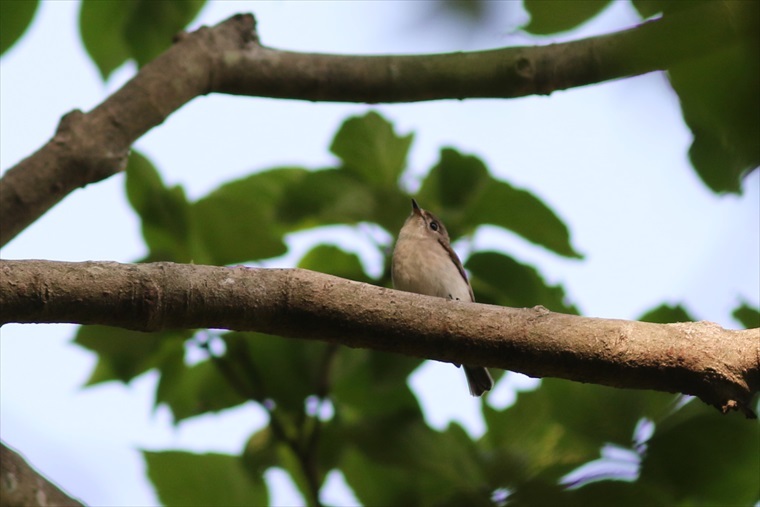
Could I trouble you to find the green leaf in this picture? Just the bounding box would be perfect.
[341,447,416,505]
[331,351,496,505]
[241,427,278,476]
[276,169,378,229]
[523,0,612,35]
[540,380,675,447]
[630,0,671,18]
[0,0,39,55]
[79,0,205,80]
[144,450,267,507]
[483,379,675,487]
[415,147,491,231]
[155,354,249,423]
[123,0,205,67]
[340,421,492,506]
[298,245,373,283]
[564,480,668,507]
[732,301,760,329]
[467,251,578,313]
[74,325,188,385]
[470,180,582,258]
[191,168,305,265]
[222,332,328,415]
[483,388,592,485]
[668,28,760,193]
[125,151,197,262]
[638,303,696,324]
[79,0,136,79]
[639,402,760,505]
[330,111,414,189]
[332,348,422,419]
[418,148,582,257]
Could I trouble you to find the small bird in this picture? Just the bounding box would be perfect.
[391,199,494,396]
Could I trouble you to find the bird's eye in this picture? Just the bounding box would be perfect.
[429,221,439,232]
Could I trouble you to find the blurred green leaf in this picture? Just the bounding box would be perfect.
[79,0,136,79]
[331,348,498,505]
[732,301,760,329]
[417,423,491,504]
[222,332,328,415]
[276,169,378,229]
[125,151,198,262]
[639,402,760,505]
[0,0,39,55]
[330,349,431,504]
[341,420,493,506]
[467,251,578,313]
[191,168,305,265]
[79,0,205,80]
[483,379,675,488]
[144,450,267,507]
[483,387,592,486]
[123,0,205,67]
[539,380,674,447]
[418,148,582,257]
[415,147,491,227]
[564,480,668,507]
[511,475,670,506]
[330,111,414,189]
[241,427,278,476]
[630,0,672,18]
[275,444,319,502]
[631,0,710,20]
[469,180,582,259]
[341,446,416,505]
[638,303,696,324]
[668,25,760,193]
[155,353,249,423]
[74,325,188,385]
[523,0,612,35]
[298,244,373,283]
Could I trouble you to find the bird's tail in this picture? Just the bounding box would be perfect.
[463,366,494,397]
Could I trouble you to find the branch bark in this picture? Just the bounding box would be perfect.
[0,1,754,246]
[0,442,84,507]
[1,260,757,418]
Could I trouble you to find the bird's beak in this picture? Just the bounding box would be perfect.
[411,199,422,217]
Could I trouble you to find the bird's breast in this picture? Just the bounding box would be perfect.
[392,238,471,301]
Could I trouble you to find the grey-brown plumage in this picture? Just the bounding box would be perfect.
[391,199,494,396]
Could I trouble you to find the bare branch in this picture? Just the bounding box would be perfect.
[1,260,757,417]
[0,2,755,246]
[0,442,84,507]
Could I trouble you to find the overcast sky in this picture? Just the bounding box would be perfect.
[1,1,758,506]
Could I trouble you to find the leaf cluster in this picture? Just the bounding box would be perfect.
[521,0,759,194]
[2,1,757,505]
[72,112,758,506]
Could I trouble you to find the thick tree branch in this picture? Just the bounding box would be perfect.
[0,1,755,246]
[0,442,84,507]
[1,260,757,418]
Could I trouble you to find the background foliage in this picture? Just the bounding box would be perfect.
[1,0,758,505]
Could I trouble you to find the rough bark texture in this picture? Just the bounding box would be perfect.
[1,260,757,417]
[0,1,755,246]
[0,442,84,507]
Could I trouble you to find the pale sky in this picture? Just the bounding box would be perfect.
[1,1,758,506]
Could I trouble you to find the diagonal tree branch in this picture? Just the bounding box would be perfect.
[0,1,755,247]
[0,442,84,507]
[1,260,757,418]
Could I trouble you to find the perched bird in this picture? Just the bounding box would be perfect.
[391,199,494,396]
